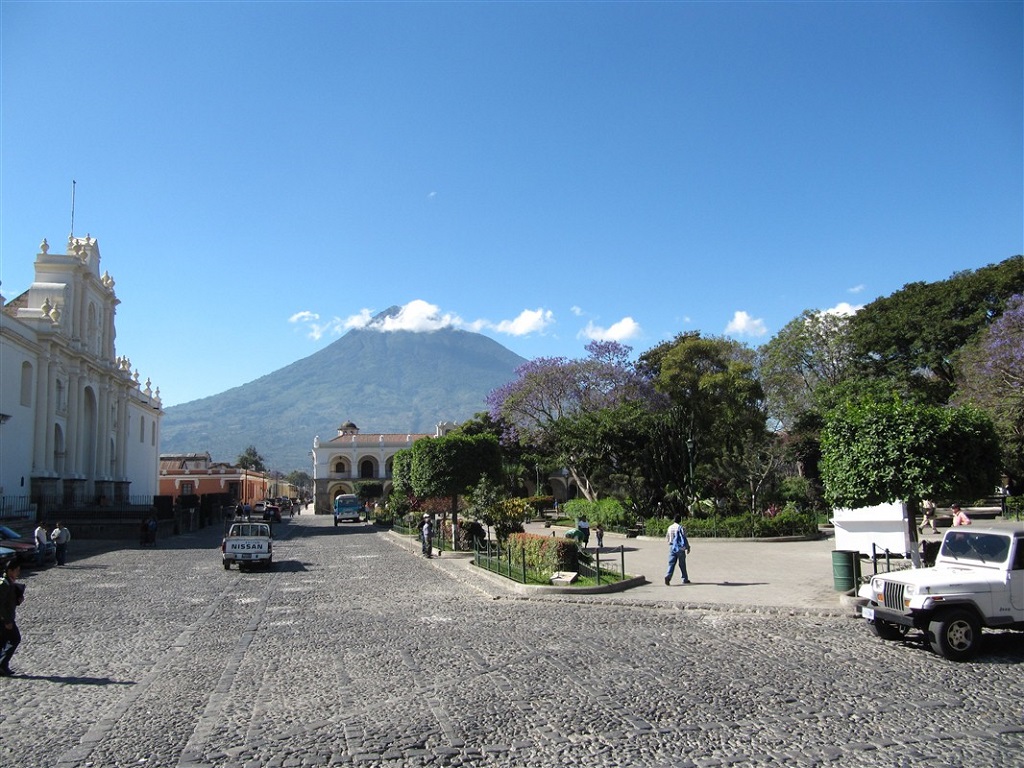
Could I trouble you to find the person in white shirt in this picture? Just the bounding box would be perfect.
[51,521,71,565]
[665,515,691,585]
[33,523,48,565]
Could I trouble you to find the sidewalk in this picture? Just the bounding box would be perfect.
[520,521,847,615]
[391,521,854,617]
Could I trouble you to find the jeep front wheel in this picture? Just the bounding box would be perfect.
[870,619,908,641]
[929,608,981,661]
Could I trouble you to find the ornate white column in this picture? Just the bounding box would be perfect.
[116,388,128,478]
[32,355,50,472]
[65,369,80,476]
[96,383,111,480]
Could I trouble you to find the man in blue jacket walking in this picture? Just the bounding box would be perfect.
[665,515,691,585]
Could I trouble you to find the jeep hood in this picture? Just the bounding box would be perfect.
[882,566,1000,592]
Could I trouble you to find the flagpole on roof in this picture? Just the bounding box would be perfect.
[70,179,77,237]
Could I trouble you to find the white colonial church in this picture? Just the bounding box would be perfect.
[0,234,163,514]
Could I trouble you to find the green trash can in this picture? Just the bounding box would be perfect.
[832,550,861,592]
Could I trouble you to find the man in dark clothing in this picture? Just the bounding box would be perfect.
[421,515,433,558]
[0,560,23,676]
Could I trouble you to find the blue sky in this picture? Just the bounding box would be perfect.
[2,1,1021,408]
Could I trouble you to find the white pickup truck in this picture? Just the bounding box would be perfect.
[221,522,273,570]
[859,526,1024,660]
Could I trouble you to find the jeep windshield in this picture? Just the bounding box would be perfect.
[939,531,1011,564]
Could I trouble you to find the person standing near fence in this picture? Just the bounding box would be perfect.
[665,515,691,585]
[421,515,433,558]
[51,521,71,566]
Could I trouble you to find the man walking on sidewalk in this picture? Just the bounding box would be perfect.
[665,515,691,585]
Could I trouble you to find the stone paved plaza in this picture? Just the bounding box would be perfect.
[2,512,1022,767]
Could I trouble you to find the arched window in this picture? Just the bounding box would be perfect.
[360,459,375,479]
[20,362,32,406]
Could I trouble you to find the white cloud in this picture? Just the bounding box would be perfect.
[342,309,375,329]
[290,310,347,341]
[291,300,557,342]
[724,310,767,338]
[375,300,462,332]
[848,284,865,294]
[570,305,585,316]
[492,308,555,336]
[822,302,862,317]
[579,317,642,342]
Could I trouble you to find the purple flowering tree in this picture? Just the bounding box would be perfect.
[486,341,657,501]
[955,293,1024,479]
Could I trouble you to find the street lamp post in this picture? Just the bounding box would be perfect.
[685,438,695,516]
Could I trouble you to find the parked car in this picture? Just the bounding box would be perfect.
[0,524,55,564]
[0,545,16,570]
[263,505,282,523]
[859,526,1024,661]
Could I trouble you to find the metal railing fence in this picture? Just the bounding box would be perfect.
[472,539,626,586]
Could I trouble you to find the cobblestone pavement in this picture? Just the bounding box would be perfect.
[2,513,1022,768]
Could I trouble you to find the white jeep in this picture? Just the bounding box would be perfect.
[859,526,1024,661]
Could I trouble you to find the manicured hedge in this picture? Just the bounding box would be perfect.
[507,532,582,572]
[643,510,819,539]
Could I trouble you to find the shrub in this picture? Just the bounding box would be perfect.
[507,532,581,572]
[1006,494,1024,519]
[644,516,673,537]
[677,508,818,538]
[487,497,529,542]
[563,498,631,528]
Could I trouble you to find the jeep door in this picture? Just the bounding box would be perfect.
[1012,538,1024,612]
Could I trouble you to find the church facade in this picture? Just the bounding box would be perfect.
[310,421,457,513]
[0,235,163,515]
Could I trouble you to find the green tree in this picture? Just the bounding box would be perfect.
[640,333,768,516]
[355,481,384,505]
[848,256,1024,402]
[285,470,311,494]
[409,433,503,549]
[547,399,658,509]
[757,309,855,432]
[391,449,413,499]
[236,445,266,472]
[821,395,1001,509]
[467,475,525,542]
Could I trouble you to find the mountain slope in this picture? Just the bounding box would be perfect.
[159,328,525,471]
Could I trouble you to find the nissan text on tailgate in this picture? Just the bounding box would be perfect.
[222,522,273,570]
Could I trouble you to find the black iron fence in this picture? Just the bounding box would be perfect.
[473,539,627,586]
[3,494,158,521]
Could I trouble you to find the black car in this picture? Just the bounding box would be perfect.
[263,505,282,523]
[0,545,15,571]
